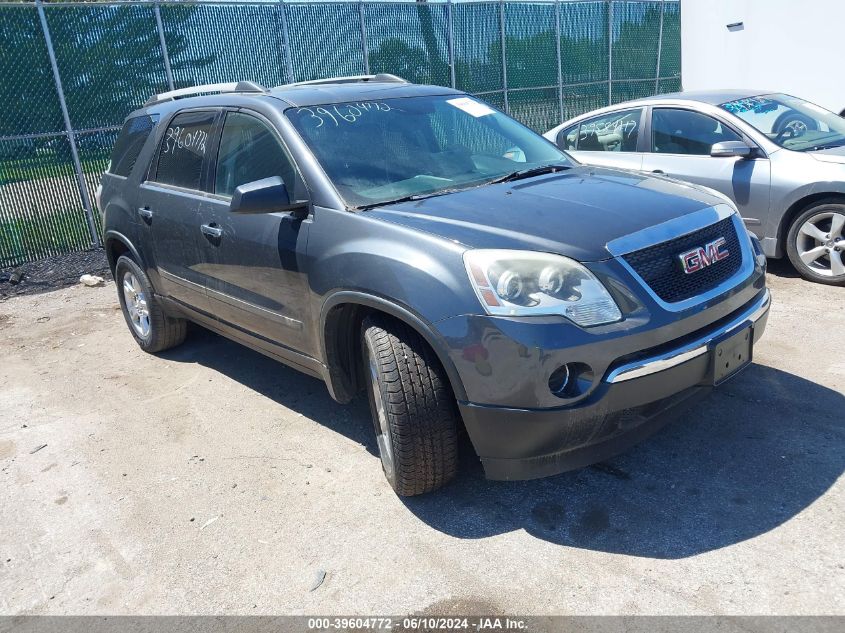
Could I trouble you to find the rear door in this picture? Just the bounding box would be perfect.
[556,108,645,171]
[194,109,313,355]
[641,107,772,230]
[137,109,219,313]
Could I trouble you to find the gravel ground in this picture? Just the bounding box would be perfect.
[0,261,842,615]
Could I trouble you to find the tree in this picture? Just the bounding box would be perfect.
[0,1,213,137]
[369,38,430,86]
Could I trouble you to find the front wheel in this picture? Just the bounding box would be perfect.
[362,315,459,496]
[785,202,845,285]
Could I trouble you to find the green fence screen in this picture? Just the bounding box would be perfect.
[0,0,681,268]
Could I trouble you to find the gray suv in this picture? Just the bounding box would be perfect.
[100,75,770,496]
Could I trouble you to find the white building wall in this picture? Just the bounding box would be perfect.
[681,0,845,114]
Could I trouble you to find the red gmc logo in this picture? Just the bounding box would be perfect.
[678,237,730,274]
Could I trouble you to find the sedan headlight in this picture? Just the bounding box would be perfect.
[463,249,623,326]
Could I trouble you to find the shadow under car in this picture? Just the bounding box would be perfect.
[163,328,844,559]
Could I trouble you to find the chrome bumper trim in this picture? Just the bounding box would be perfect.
[606,204,736,257]
[606,289,771,384]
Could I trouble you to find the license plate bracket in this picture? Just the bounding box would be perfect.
[711,324,753,385]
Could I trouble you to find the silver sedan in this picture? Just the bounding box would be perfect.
[544,90,845,285]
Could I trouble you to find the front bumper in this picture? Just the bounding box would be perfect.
[456,289,771,480]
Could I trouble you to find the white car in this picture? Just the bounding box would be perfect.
[545,90,845,285]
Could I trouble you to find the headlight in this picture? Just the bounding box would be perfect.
[463,249,623,326]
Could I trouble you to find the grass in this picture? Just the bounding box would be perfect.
[0,208,96,269]
[0,153,109,185]
[0,148,107,266]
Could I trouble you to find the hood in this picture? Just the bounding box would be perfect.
[809,145,845,164]
[366,166,727,261]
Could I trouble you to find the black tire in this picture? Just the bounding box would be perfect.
[785,201,845,286]
[114,255,187,352]
[361,315,459,496]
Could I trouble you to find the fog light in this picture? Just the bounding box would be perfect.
[548,365,571,395]
[549,362,595,399]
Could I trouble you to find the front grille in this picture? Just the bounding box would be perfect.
[622,216,742,303]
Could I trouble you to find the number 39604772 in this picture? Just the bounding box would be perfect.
[297,102,392,128]
[163,126,208,155]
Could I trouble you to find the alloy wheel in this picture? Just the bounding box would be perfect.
[368,352,395,480]
[796,211,845,277]
[122,272,151,337]
[784,119,808,137]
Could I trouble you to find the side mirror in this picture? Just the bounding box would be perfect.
[230,176,308,216]
[711,141,753,158]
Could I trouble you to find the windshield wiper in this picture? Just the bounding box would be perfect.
[354,188,465,211]
[806,141,845,152]
[486,163,571,184]
[354,164,571,210]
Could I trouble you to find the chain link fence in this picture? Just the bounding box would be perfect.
[0,0,681,268]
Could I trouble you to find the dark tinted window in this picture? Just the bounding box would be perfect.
[576,109,642,152]
[154,111,215,190]
[109,114,157,177]
[652,108,741,155]
[215,112,296,197]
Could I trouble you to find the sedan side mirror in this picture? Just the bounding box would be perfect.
[711,141,754,158]
[230,176,308,217]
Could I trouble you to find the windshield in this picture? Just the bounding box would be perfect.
[285,95,572,208]
[720,94,845,152]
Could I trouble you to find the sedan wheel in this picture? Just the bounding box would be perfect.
[787,202,845,285]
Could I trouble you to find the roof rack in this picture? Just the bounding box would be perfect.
[144,81,267,107]
[290,74,408,87]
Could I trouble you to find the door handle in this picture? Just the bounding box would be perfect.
[651,169,666,175]
[200,223,223,239]
[138,207,153,223]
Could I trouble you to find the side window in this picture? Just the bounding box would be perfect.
[109,114,157,176]
[652,108,742,155]
[556,124,579,151]
[577,109,642,152]
[215,112,297,197]
[153,111,215,190]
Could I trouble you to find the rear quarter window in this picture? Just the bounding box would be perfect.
[108,114,157,177]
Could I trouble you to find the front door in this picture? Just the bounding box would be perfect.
[195,110,313,355]
[137,109,219,313]
[642,107,772,234]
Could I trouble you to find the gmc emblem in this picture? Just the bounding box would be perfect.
[678,237,730,274]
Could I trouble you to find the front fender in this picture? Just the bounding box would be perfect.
[306,207,480,403]
[319,291,468,403]
[306,207,480,324]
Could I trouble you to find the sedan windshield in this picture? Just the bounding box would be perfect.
[286,95,571,208]
[720,93,845,152]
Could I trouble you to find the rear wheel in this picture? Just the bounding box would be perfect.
[786,201,845,285]
[115,255,187,352]
[361,315,459,496]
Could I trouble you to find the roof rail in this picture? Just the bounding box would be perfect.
[144,81,267,107]
[291,74,408,87]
